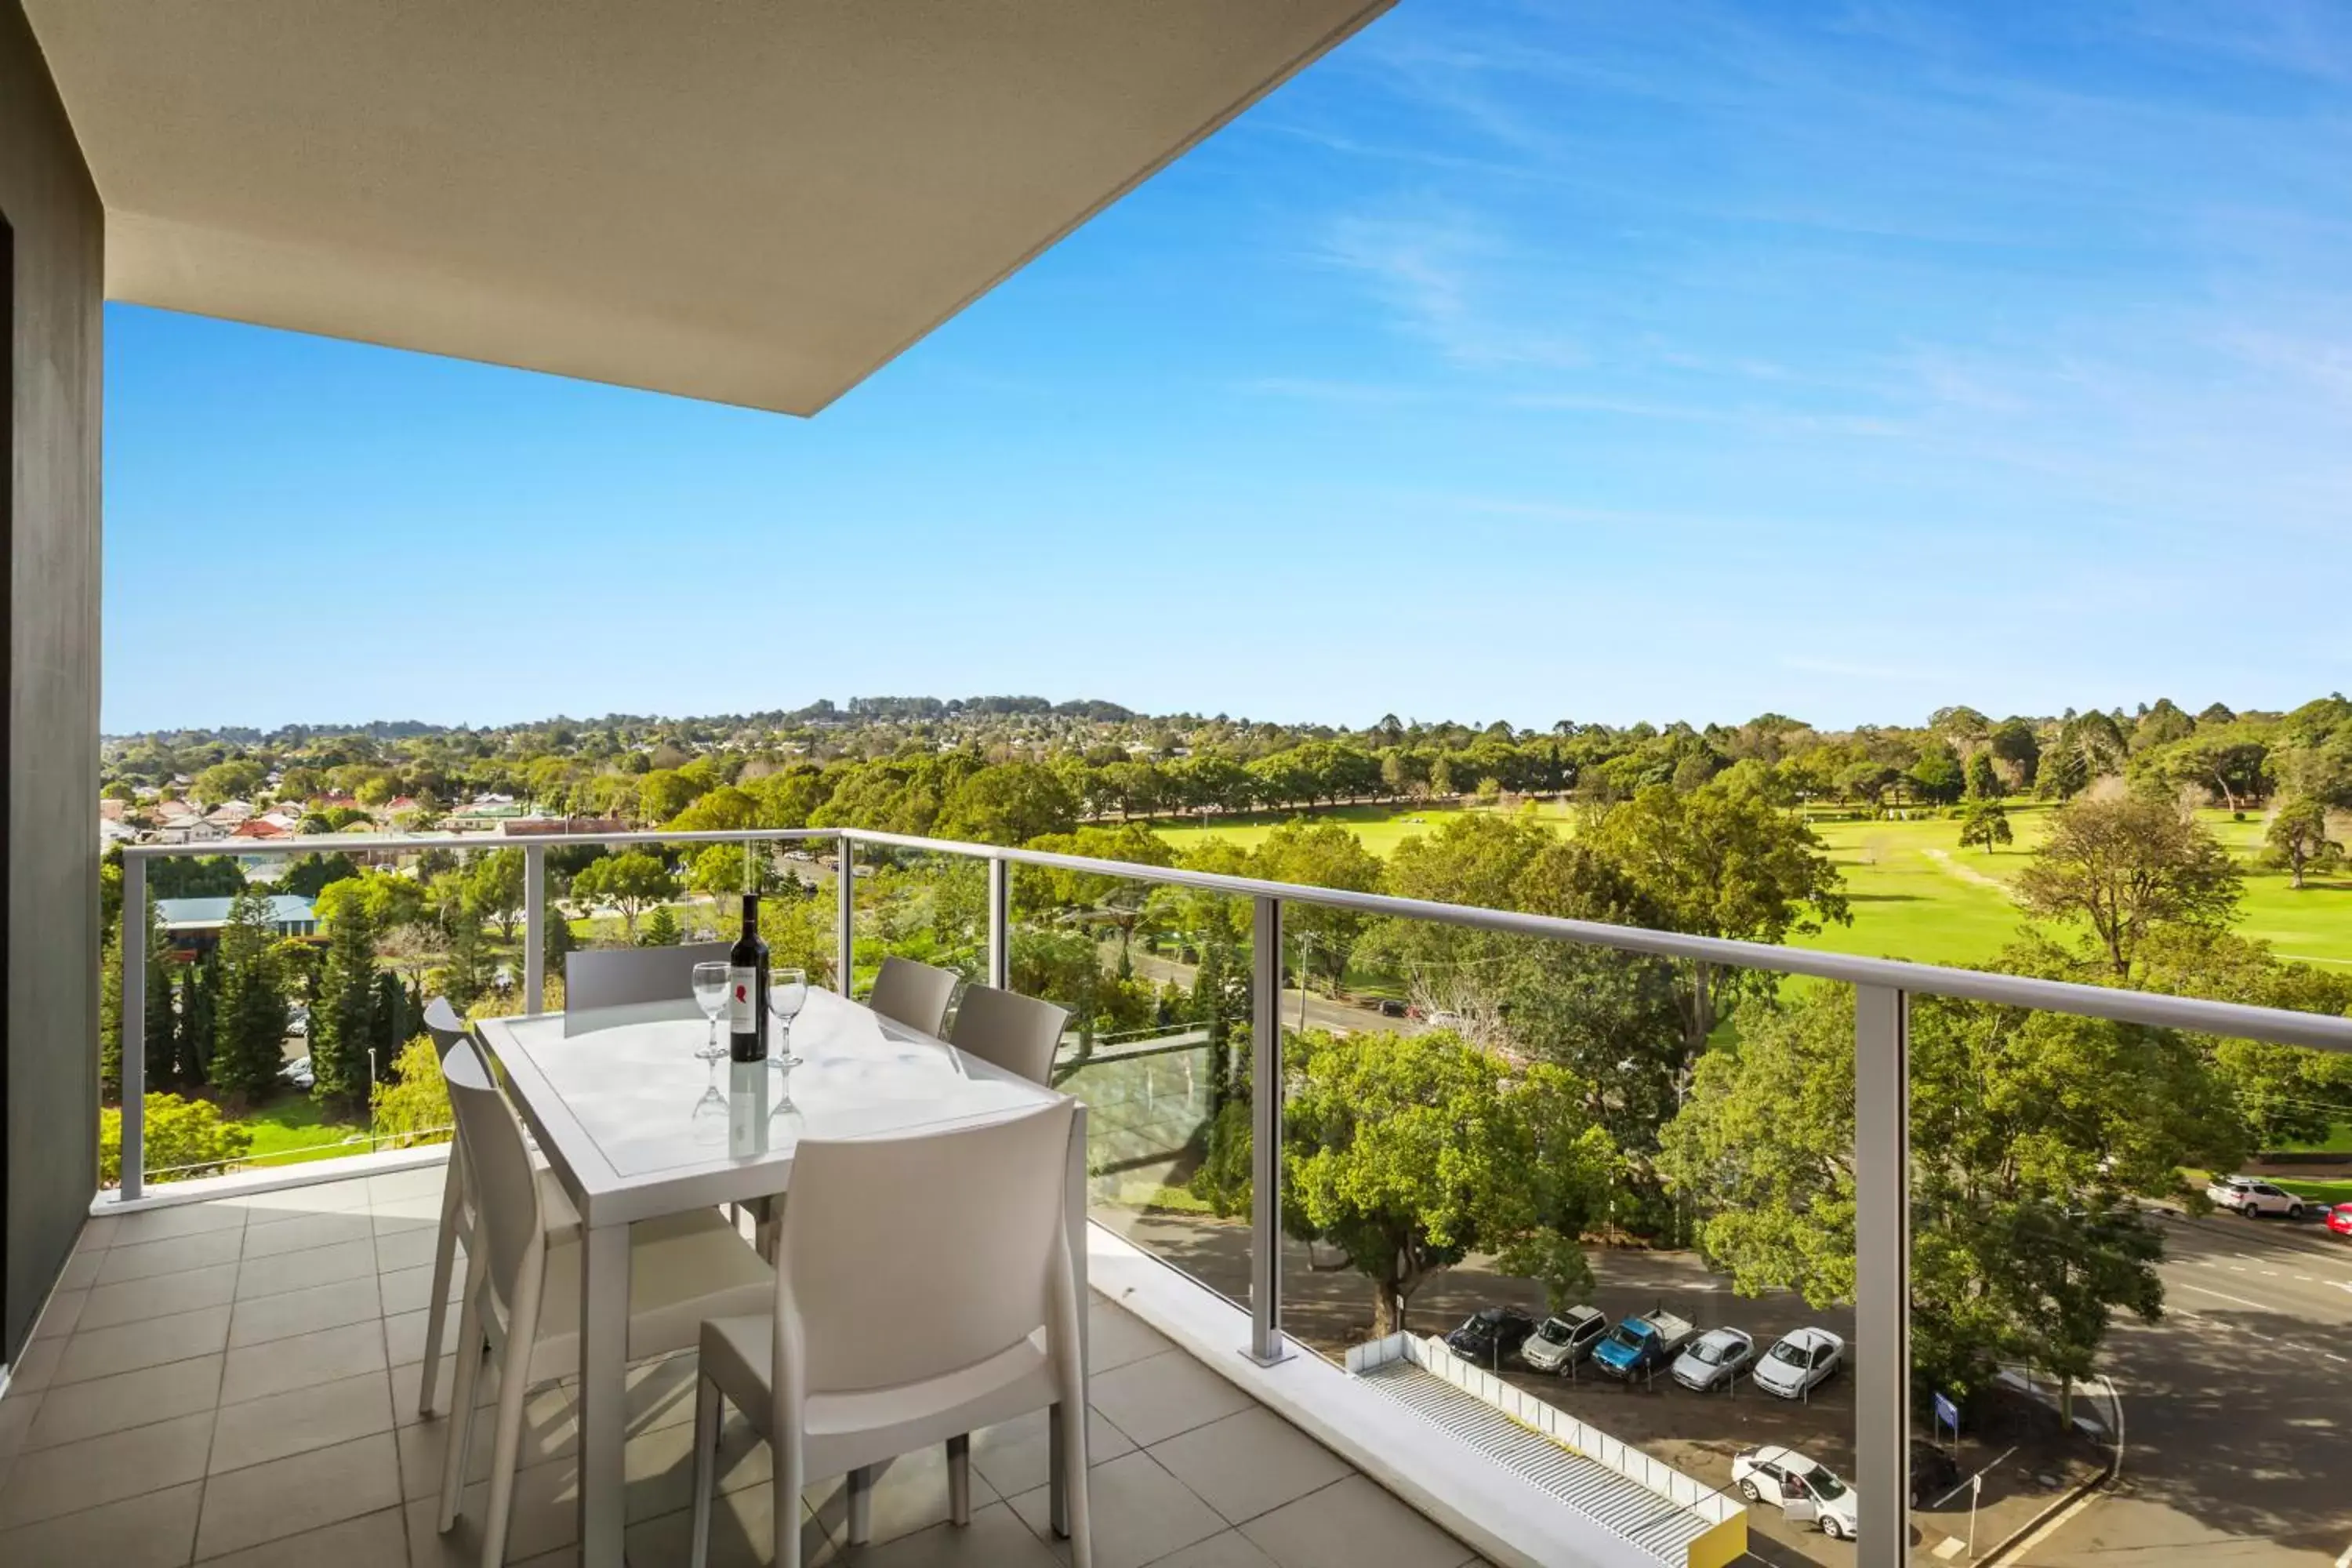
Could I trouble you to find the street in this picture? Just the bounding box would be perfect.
[2016,1210,2352,1567]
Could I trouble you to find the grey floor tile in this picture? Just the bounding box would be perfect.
[55,1251,102,1292]
[222,1178,376,1220]
[393,1381,575,1501]
[1147,1409,1352,1526]
[1145,1532,1283,1568]
[0,1391,38,1461]
[1083,1352,1253,1448]
[385,1302,462,1368]
[1088,1301,1177,1374]
[227,1273,383,1348]
[78,1261,241,1331]
[623,1483,840,1568]
[1007,1450,1226,1568]
[30,1287,87,1341]
[0,1478,201,1568]
[0,1408,213,1529]
[234,1236,378,1301]
[95,1228,245,1287]
[194,1432,404,1560]
[408,1450,580,1568]
[1238,1475,1475,1568]
[375,1225,445,1274]
[5,1334,63,1395]
[54,1304,231,1387]
[240,1208,376,1260]
[209,1369,395,1475]
[220,1317,387,1406]
[847,1501,1062,1568]
[802,1439,1001,1550]
[112,1200,248,1248]
[379,1259,463,1317]
[970,1406,1134,1499]
[193,1504,407,1568]
[72,1214,122,1254]
[623,1397,768,1524]
[23,1353,223,1451]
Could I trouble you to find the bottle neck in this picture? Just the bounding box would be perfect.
[739,893,760,934]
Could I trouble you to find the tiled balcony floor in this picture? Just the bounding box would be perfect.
[0,1167,1489,1568]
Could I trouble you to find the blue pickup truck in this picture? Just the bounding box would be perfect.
[1590,1308,1696,1381]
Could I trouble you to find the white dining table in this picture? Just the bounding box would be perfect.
[472,986,1086,1568]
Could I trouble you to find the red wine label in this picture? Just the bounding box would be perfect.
[728,967,758,1030]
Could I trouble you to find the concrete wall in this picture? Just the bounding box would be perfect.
[2,0,101,1363]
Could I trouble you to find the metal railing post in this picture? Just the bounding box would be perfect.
[524,844,546,1015]
[1854,983,1910,1568]
[120,853,147,1200]
[835,833,856,995]
[986,855,1011,990]
[1246,893,1289,1365]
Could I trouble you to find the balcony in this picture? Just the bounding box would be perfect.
[60,824,2352,1568]
[0,1167,1497,1568]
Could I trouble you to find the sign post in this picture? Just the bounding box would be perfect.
[1935,1389,1962,1445]
[1967,1470,1984,1559]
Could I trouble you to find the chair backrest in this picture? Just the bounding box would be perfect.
[866,955,958,1036]
[948,985,1069,1087]
[439,1036,545,1336]
[564,941,731,1017]
[422,996,469,1062]
[779,1100,1077,1396]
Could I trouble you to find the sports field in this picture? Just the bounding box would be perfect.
[1149,800,2352,973]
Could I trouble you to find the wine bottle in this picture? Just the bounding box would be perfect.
[728,893,770,1062]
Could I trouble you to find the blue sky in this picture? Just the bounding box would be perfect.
[104,0,2352,735]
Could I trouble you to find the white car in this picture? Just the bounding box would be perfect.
[1751,1327,1844,1399]
[2206,1175,2310,1220]
[278,1054,314,1091]
[1670,1327,1755,1392]
[1733,1446,1858,1541]
[1519,1306,1609,1374]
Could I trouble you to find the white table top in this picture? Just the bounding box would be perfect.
[474,986,1059,1227]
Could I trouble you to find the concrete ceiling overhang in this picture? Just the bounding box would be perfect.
[24,1,1389,415]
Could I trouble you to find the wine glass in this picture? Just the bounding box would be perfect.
[691,961,730,1064]
[768,967,808,1073]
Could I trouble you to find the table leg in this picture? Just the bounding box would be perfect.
[578,1221,630,1568]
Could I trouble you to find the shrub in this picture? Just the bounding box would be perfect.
[100,1094,255,1185]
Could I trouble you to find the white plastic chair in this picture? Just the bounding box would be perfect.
[686,1101,1091,1568]
[865,954,958,1037]
[564,939,730,1019]
[949,984,1070,1087]
[415,998,581,1417]
[437,1036,772,1566]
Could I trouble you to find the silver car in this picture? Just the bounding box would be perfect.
[1519,1306,1608,1374]
[1752,1327,1844,1399]
[1671,1327,1755,1392]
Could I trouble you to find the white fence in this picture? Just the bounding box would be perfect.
[1347,1331,1744,1527]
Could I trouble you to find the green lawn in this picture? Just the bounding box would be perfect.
[2270,1175,2352,1205]
[1146,800,2352,975]
[237,1093,370,1167]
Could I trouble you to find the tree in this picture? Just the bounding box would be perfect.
[1958,799,2013,855]
[101,1094,252,1186]
[192,758,264,804]
[280,852,361,900]
[2015,797,2242,977]
[1248,819,1384,996]
[372,1035,452,1148]
[570,850,678,940]
[209,889,291,1106]
[1964,752,2001,802]
[463,848,528,942]
[637,905,684,947]
[2264,797,2341,889]
[312,895,379,1112]
[937,762,1080,845]
[1283,1029,1615,1336]
[1661,975,2238,1395]
[100,902,177,1099]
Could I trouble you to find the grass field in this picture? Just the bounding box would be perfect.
[1148,799,2352,974]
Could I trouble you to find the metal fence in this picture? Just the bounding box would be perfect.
[114,822,2352,1568]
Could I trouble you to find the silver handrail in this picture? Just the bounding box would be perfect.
[112,819,2351,1568]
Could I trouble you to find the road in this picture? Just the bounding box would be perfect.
[2017,1210,2352,1566]
[1125,949,1425,1038]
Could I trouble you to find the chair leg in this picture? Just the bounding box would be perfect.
[1049,1403,1068,1538]
[688,1374,721,1568]
[1058,1396,1094,1568]
[477,1327,534,1568]
[946,1433,971,1526]
[846,1465,873,1546]
[437,1288,486,1533]
[419,1154,467,1417]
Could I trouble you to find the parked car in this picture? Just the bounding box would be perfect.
[1376,998,1408,1018]
[1591,1308,1696,1381]
[2205,1174,2311,1219]
[2328,1203,2352,1240]
[1911,1440,1962,1508]
[1670,1327,1755,1392]
[1752,1327,1845,1399]
[1733,1445,1858,1541]
[285,1005,309,1037]
[278,1054,314,1090]
[1445,1306,1537,1366]
[1519,1306,1609,1374]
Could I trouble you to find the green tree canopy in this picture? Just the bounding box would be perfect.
[2015,797,2242,977]
[570,851,679,940]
